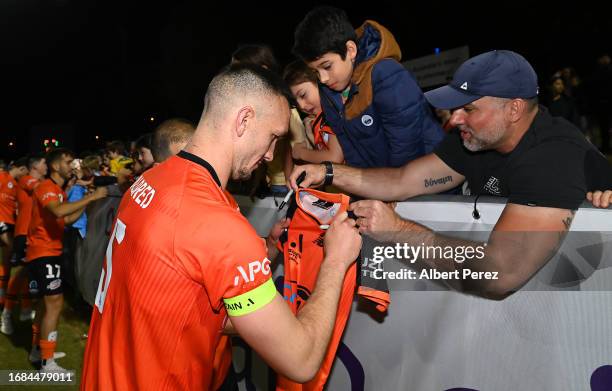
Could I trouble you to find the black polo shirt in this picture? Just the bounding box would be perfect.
[434,107,612,210]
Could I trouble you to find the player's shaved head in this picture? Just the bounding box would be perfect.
[190,64,292,184]
[201,64,292,128]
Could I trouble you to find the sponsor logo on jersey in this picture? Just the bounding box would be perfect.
[41,192,59,202]
[233,258,271,286]
[283,283,311,310]
[312,199,335,210]
[47,279,62,291]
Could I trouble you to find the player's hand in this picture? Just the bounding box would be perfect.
[323,211,362,270]
[266,217,291,247]
[288,164,325,191]
[587,190,612,208]
[91,186,108,201]
[350,200,404,241]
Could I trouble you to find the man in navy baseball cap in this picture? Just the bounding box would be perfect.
[425,50,539,110]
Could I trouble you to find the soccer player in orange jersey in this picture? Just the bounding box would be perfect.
[26,149,107,372]
[1,155,46,335]
[81,64,362,390]
[0,158,28,314]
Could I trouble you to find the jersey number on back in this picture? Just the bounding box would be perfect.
[94,218,126,314]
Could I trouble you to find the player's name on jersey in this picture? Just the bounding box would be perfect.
[130,176,156,209]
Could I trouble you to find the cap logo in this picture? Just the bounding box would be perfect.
[460,82,468,90]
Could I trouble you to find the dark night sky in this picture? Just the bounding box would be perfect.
[1,0,610,158]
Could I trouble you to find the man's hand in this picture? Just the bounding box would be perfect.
[265,217,291,259]
[268,217,291,244]
[587,190,612,208]
[323,211,362,270]
[349,200,405,241]
[90,186,108,201]
[288,164,325,191]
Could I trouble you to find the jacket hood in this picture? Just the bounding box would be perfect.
[353,20,402,83]
[345,21,402,120]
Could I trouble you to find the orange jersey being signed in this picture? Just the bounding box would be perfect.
[81,151,275,391]
[276,189,356,391]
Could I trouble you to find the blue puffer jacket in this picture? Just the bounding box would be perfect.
[320,21,444,168]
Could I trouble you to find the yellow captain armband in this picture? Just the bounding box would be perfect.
[223,278,276,317]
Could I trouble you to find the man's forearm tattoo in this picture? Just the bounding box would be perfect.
[562,210,576,230]
[424,176,453,188]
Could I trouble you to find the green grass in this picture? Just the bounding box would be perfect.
[1,269,91,390]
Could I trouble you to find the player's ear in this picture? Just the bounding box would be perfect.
[235,105,255,138]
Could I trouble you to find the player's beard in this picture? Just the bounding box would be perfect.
[234,167,253,181]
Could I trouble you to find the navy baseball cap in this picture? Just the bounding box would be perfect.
[425,50,539,109]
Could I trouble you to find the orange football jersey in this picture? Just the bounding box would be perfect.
[0,171,18,225]
[15,175,40,236]
[26,179,66,261]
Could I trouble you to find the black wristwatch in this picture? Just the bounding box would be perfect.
[322,161,334,186]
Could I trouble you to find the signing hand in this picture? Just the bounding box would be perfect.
[349,200,404,241]
[287,164,325,191]
[323,211,362,270]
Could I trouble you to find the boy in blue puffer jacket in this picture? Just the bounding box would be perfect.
[293,6,444,168]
